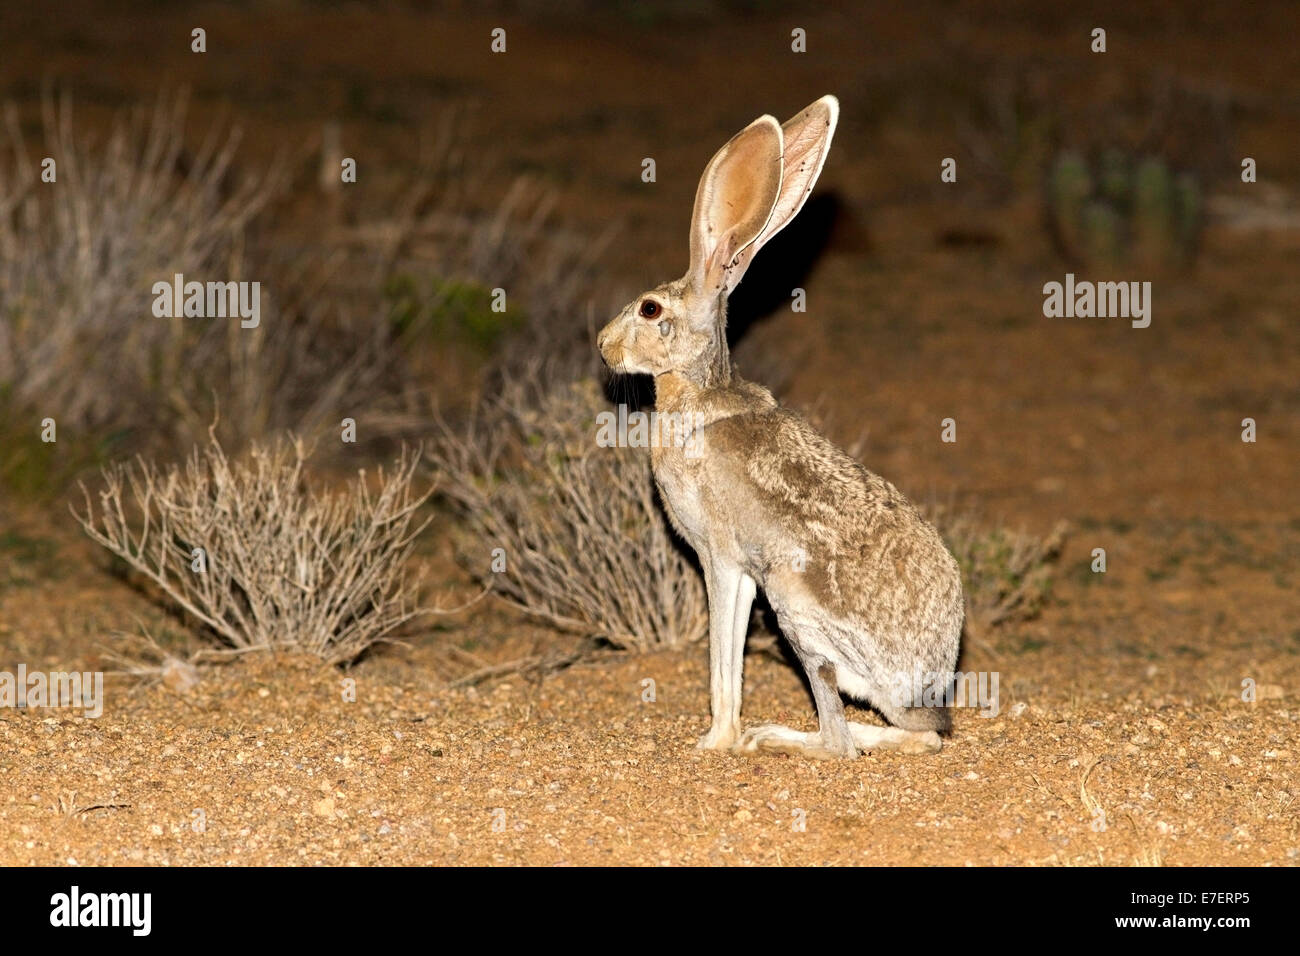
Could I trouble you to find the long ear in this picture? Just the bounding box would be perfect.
[687,114,783,298]
[724,95,839,294]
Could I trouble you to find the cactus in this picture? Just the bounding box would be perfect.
[1173,172,1203,265]
[1047,151,1092,260]
[1081,200,1125,266]
[1098,148,1131,209]
[1046,149,1202,268]
[1132,157,1175,266]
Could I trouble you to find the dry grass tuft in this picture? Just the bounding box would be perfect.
[73,433,446,664]
[0,92,609,477]
[932,508,1068,645]
[425,377,707,652]
[0,90,286,434]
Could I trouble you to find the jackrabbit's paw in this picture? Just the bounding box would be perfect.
[696,723,740,751]
[737,724,857,759]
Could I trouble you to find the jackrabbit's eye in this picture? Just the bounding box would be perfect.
[639,299,661,319]
[658,319,671,337]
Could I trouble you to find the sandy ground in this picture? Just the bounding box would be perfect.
[1,588,1296,866]
[2,439,1296,867]
[1,1,1298,866]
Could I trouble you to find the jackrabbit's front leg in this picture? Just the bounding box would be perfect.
[697,560,755,751]
[739,654,859,759]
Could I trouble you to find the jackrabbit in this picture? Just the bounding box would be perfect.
[597,95,962,758]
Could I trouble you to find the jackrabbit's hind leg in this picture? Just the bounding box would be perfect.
[739,655,857,759]
[847,722,943,755]
[860,674,950,753]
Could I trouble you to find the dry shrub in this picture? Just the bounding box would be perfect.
[932,508,1068,641]
[72,434,436,664]
[0,91,609,468]
[425,377,707,651]
[338,105,618,404]
[0,91,286,435]
[0,92,416,456]
[279,114,619,448]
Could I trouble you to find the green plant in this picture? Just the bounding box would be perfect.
[384,275,523,354]
[1046,150,1201,267]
